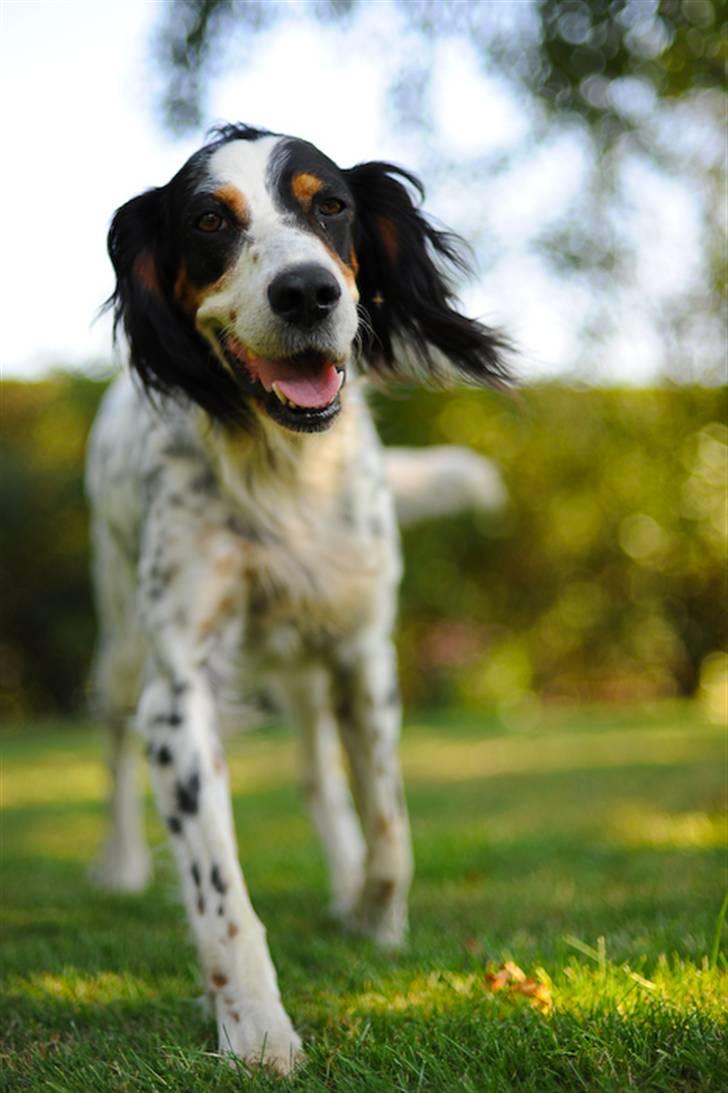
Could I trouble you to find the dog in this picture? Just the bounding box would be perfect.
[87,123,509,1073]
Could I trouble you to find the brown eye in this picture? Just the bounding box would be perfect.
[318,197,346,217]
[195,211,226,233]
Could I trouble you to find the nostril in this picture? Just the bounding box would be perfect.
[276,285,304,314]
[315,280,341,308]
[267,274,304,317]
[268,263,341,326]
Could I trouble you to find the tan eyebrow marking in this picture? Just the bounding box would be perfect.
[292,171,324,209]
[213,184,250,227]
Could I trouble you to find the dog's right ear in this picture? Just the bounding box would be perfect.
[106,189,245,423]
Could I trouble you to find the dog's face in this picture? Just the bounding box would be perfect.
[173,134,361,432]
[108,125,508,431]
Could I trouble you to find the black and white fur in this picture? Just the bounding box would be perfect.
[88,124,508,1073]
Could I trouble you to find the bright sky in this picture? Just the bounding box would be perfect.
[0,0,708,383]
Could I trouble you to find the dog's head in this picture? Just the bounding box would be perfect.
[108,124,508,433]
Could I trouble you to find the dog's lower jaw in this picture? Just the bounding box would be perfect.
[214,330,348,434]
[262,387,343,433]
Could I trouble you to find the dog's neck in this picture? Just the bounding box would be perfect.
[197,381,367,516]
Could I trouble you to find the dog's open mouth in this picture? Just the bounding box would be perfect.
[221,333,345,433]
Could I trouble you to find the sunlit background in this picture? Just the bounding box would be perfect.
[1,0,726,720]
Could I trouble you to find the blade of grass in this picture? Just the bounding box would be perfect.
[709,889,728,967]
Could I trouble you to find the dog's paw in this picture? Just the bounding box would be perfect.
[89,841,152,892]
[218,1003,304,1076]
[327,877,363,921]
[342,878,408,950]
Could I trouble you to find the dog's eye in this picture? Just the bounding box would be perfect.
[195,211,227,233]
[318,198,346,218]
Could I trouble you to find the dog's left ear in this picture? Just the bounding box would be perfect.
[345,161,510,386]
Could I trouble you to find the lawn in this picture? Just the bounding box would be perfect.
[1,703,726,1091]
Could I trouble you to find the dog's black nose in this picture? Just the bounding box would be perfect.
[268,264,342,327]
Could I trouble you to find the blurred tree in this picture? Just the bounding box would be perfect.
[150,1,726,381]
[154,1,726,135]
[0,375,102,718]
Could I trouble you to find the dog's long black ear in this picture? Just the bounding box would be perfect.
[106,189,244,423]
[345,162,510,386]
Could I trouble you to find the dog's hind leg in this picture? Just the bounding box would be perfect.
[90,715,152,891]
[332,638,413,948]
[275,666,366,918]
[89,523,151,892]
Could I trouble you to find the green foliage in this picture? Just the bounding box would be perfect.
[374,383,728,709]
[529,0,727,128]
[1,376,726,716]
[2,707,726,1089]
[153,0,728,137]
[0,374,104,718]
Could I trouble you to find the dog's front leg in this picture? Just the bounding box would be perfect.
[137,513,301,1074]
[333,638,413,948]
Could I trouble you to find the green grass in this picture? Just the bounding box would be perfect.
[1,703,726,1091]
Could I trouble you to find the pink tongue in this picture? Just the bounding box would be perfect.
[257,359,342,409]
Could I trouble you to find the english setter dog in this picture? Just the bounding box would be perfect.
[87,124,508,1073]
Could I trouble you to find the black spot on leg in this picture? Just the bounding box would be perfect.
[157,744,173,765]
[175,772,201,815]
[197,894,205,914]
[217,904,224,916]
[172,680,189,697]
[191,862,201,887]
[152,710,183,729]
[167,816,182,834]
[211,865,227,894]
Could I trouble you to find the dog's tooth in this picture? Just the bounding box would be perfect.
[271,382,289,406]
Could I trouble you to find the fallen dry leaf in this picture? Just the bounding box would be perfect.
[484,961,553,1014]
